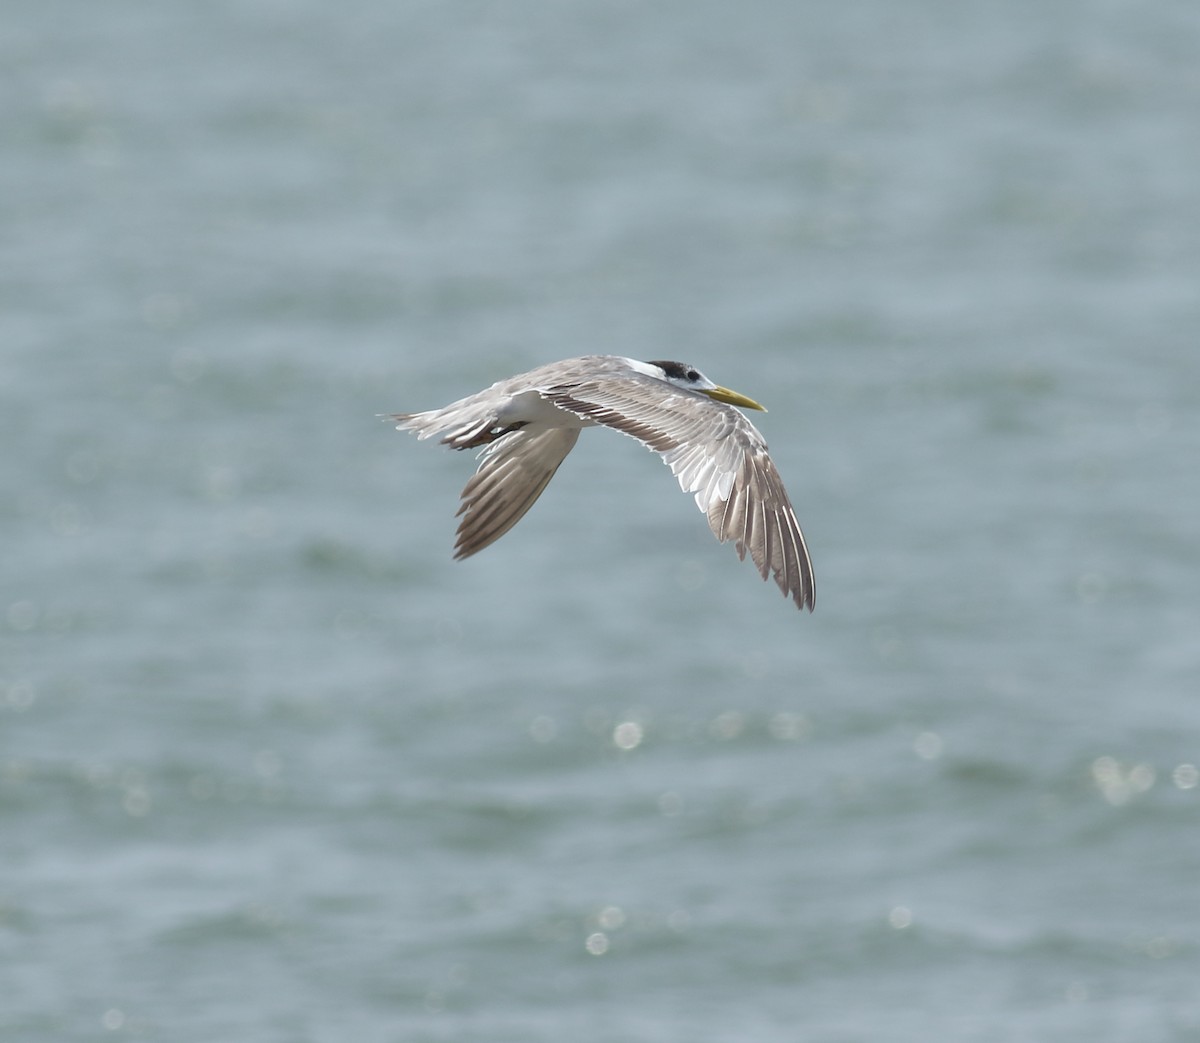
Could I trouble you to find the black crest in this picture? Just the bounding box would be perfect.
[648,360,701,382]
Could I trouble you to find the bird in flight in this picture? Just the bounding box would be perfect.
[388,355,814,611]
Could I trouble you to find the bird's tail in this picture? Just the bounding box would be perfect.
[385,400,512,451]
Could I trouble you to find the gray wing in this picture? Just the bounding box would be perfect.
[449,427,581,560]
[543,376,815,611]
[389,362,601,558]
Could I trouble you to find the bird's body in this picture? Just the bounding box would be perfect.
[389,355,815,611]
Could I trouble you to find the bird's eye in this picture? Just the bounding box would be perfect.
[686,369,699,381]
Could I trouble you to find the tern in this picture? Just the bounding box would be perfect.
[388,355,814,610]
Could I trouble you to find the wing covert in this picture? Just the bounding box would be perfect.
[543,376,814,610]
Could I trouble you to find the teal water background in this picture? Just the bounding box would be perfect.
[4,1,1200,1040]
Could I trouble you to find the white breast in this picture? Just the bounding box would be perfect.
[499,390,597,429]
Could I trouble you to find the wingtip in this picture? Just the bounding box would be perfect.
[785,579,816,613]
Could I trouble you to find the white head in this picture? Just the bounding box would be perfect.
[641,359,767,411]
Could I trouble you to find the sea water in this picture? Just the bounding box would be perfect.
[4,1,1200,1039]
